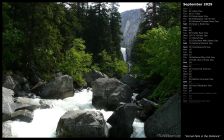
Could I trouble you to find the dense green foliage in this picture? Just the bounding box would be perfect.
[131,2,181,104]
[3,2,127,86]
[3,2,181,100]
[98,50,128,78]
[58,39,92,86]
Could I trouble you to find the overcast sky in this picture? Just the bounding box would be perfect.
[118,2,147,13]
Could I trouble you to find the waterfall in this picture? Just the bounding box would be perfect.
[120,47,127,62]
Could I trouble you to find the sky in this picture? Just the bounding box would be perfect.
[118,2,148,13]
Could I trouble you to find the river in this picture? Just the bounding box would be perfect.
[8,89,145,138]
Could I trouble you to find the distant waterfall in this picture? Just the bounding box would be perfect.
[120,47,127,62]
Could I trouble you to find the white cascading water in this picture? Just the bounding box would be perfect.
[8,89,145,138]
[120,47,127,62]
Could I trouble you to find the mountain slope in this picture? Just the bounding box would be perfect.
[120,9,145,62]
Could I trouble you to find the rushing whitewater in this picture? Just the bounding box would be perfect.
[120,47,127,62]
[8,89,145,138]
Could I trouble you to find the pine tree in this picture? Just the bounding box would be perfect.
[140,2,160,34]
[109,2,122,60]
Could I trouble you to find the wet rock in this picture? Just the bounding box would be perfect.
[107,103,139,137]
[10,109,34,122]
[92,78,132,110]
[56,110,108,137]
[39,75,74,99]
[136,98,158,121]
[144,94,181,138]
[2,87,15,122]
[84,70,108,87]
[14,103,40,112]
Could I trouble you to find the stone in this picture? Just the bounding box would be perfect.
[2,87,15,122]
[107,103,140,137]
[144,94,181,138]
[56,110,108,137]
[10,109,34,122]
[92,78,132,110]
[39,75,74,99]
[14,103,40,112]
[84,70,108,87]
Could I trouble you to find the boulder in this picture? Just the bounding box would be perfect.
[107,103,140,137]
[15,97,41,106]
[92,78,132,110]
[144,94,181,138]
[2,87,15,122]
[14,103,40,112]
[56,110,108,137]
[3,73,31,97]
[12,74,30,92]
[136,88,151,100]
[14,97,50,110]
[121,74,139,89]
[3,75,17,90]
[2,121,13,137]
[39,75,74,99]
[84,70,108,87]
[30,81,46,95]
[10,109,34,122]
[136,98,158,121]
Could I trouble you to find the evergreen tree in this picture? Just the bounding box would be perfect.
[109,2,122,60]
[139,2,160,34]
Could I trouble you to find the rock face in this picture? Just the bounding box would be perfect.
[84,70,108,87]
[2,121,13,137]
[107,103,139,137]
[144,94,181,138]
[92,78,132,110]
[2,87,15,121]
[120,9,144,61]
[56,110,107,137]
[39,75,74,99]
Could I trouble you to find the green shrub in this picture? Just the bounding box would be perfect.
[131,26,181,104]
[98,50,128,78]
[58,38,92,86]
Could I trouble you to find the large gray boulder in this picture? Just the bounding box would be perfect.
[107,103,140,137]
[144,94,181,138]
[10,109,34,122]
[121,74,139,90]
[39,75,74,99]
[56,110,108,137]
[2,121,13,137]
[92,78,133,110]
[84,70,108,87]
[3,74,30,97]
[14,97,50,111]
[2,87,15,122]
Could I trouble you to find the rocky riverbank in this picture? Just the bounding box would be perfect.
[2,70,180,138]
